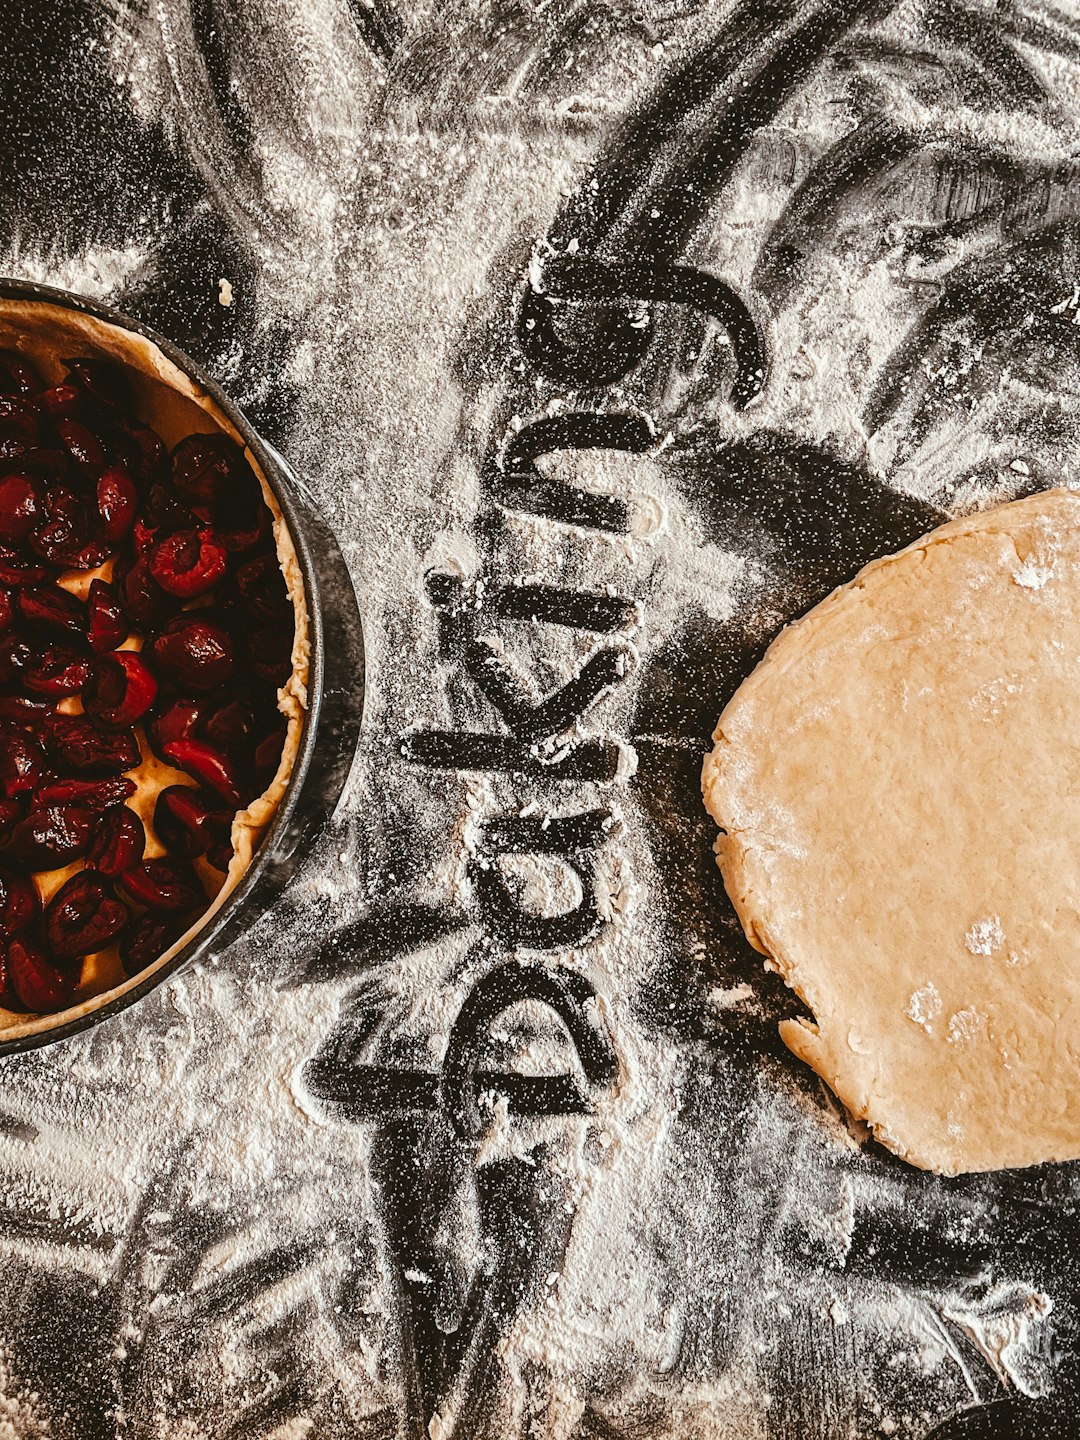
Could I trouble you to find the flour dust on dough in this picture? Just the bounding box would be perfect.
[702,489,1080,1175]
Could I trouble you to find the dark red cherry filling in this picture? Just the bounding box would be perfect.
[87,578,128,652]
[0,548,47,586]
[17,583,87,636]
[113,420,164,486]
[44,713,140,774]
[149,616,234,691]
[55,418,107,478]
[35,776,136,809]
[0,867,40,935]
[0,731,45,798]
[154,786,230,858]
[146,697,204,756]
[120,910,192,977]
[7,936,73,1012]
[0,696,52,724]
[44,870,129,961]
[204,699,253,760]
[0,632,32,684]
[62,356,130,410]
[0,398,42,458]
[82,651,158,729]
[171,433,244,513]
[0,349,293,1014]
[235,553,291,624]
[97,466,137,542]
[118,858,204,912]
[161,738,241,807]
[217,470,271,553]
[0,351,43,400]
[150,528,227,598]
[115,552,174,630]
[23,646,92,697]
[0,474,43,545]
[3,805,96,868]
[37,385,82,420]
[86,805,145,876]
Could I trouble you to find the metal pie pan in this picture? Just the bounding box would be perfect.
[0,277,365,1055]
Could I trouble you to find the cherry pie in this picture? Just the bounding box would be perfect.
[0,299,307,1034]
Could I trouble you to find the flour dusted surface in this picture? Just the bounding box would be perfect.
[0,0,1078,1434]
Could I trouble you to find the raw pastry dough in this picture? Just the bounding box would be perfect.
[702,489,1080,1174]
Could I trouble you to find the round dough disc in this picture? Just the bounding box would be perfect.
[702,489,1080,1174]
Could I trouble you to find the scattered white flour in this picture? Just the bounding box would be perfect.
[971,678,1021,719]
[942,1287,1054,1397]
[1012,559,1052,589]
[965,917,1005,956]
[905,983,943,1035]
[0,1348,49,1439]
[708,982,754,1010]
[0,0,1069,1433]
[1,243,152,300]
[947,1008,984,1046]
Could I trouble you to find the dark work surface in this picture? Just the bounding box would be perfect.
[2,2,1080,1437]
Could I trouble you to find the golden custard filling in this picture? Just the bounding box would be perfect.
[0,299,308,1040]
